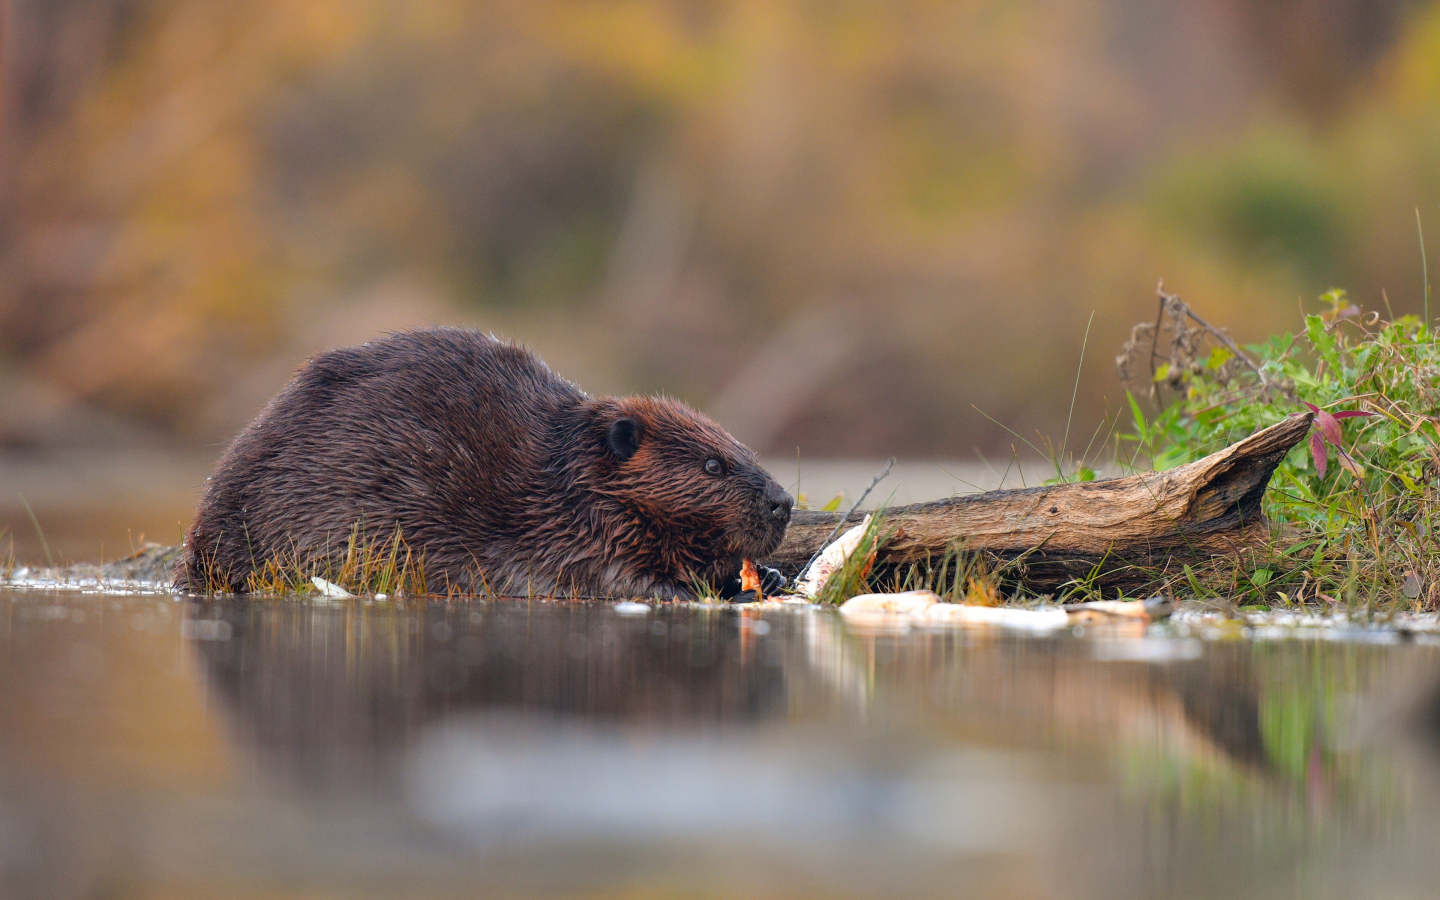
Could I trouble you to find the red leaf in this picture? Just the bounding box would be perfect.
[1314,409,1344,447]
[1302,401,1320,413]
[1331,410,1373,419]
[1309,431,1328,478]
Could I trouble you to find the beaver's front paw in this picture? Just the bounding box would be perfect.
[719,565,787,602]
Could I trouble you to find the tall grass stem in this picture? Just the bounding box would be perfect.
[1418,207,1430,324]
[17,494,53,569]
[1059,310,1096,479]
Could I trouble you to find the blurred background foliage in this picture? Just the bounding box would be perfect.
[3,0,1440,458]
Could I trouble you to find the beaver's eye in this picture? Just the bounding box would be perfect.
[704,458,724,476]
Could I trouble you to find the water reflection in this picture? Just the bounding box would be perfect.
[4,590,1440,898]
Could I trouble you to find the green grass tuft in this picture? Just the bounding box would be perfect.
[813,513,891,605]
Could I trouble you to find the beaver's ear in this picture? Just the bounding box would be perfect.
[606,417,644,461]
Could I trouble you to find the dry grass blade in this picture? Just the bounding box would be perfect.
[243,524,430,597]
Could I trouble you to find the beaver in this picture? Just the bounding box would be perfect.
[173,328,792,598]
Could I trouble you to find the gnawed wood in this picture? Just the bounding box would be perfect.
[761,413,1314,593]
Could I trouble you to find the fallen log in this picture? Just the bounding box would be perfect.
[760,413,1314,594]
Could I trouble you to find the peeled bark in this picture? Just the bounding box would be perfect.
[761,413,1314,593]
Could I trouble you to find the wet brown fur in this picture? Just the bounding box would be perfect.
[174,328,792,597]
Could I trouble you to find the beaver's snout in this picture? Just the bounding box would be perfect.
[766,482,793,523]
[755,478,792,552]
[727,475,792,561]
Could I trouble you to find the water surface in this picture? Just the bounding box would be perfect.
[3,588,1440,898]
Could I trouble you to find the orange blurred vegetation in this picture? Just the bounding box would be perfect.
[2,0,1438,457]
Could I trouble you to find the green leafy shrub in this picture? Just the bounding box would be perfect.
[1119,290,1440,610]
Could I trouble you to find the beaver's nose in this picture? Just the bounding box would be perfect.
[766,483,793,521]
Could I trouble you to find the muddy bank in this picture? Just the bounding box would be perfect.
[4,544,180,590]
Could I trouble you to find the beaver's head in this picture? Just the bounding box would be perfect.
[584,396,792,581]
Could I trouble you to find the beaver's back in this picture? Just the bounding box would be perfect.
[178,329,583,591]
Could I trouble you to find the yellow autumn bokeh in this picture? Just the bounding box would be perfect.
[2,0,1439,459]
